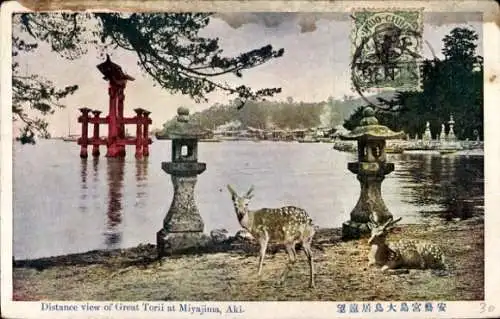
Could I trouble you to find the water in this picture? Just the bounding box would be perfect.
[13,140,484,259]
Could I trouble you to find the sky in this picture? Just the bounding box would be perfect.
[12,12,483,137]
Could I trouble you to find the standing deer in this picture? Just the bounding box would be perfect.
[367,213,447,273]
[227,184,316,288]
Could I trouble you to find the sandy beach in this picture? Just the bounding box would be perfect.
[13,216,483,301]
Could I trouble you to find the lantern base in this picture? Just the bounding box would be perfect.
[341,220,371,241]
[156,229,211,258]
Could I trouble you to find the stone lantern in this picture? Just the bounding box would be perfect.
[156,107,209,257]
[339,107,405,240]
[423,121,432,141]
[439,124,446,141]
[447,114,456,141]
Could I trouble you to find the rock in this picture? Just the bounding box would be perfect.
[342,220,371,240]
[210,228,229,244]
[234,230,254,241]
[431,269,450,277]
[156,230,211,257]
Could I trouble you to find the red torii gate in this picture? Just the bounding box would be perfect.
[77,55,152,159]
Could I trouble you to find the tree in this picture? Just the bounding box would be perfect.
[442,28,479,69]
[419,27,483,140]
[342,106,364,131]
[13,13,285,136]
[236,100,268,129]
[163,97,334,132]
[12,36,79,138]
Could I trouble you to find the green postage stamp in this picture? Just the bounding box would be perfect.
[351,10,424,92]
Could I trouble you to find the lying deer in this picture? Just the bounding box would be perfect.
[227,184,316,288]
[367,213,447,273]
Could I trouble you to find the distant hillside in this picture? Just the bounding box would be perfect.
[160,91,397,133]
[333,91,399,122]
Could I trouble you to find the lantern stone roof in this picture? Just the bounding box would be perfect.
[167,107,209,139]
[339,107,405,140]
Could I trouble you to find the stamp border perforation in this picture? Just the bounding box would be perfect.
[349,7,425,95]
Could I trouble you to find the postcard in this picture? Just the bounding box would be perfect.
[1,0,499,318]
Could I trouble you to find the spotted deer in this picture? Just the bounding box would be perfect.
[367,213,447,273]
[227,184,315,288]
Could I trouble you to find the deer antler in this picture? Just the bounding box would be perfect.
[382,216,393,228]
[389,216,402,227]
[383,216,402,230]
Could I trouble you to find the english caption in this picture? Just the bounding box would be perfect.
[41,302,245,315]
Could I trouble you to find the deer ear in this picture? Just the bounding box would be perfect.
[245,185,255,198]
[227,184,237,198]
[369,214,374,224]
[369,211,380,225]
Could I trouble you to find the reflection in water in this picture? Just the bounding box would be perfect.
[91,157,100,202]
[394,153,484,219]
[105,158,125,249]
[79,158,88,212]
[441,155,481,220]
[135,159,149,207]
[92,157,99,184]
[80,158,88,189]
[78,157,150,250]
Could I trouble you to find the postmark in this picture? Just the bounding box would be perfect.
[351,9,424,93]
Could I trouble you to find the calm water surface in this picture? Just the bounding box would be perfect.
[13,140,484,259]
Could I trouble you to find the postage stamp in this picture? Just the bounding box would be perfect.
[0,1,499,319]
[351,9,424,93]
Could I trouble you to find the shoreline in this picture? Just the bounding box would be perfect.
[13,227,344,270]
[13,216,484,301]
[332,140,484,154]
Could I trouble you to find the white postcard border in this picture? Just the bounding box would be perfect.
[1,1,499,318]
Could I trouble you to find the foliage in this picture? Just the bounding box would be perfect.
[15,127,36,145]
[12,13,285,136]
[342,106,364,131]
[344,27,483,140]
[161,94,379,133]
[12,35,79,138]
